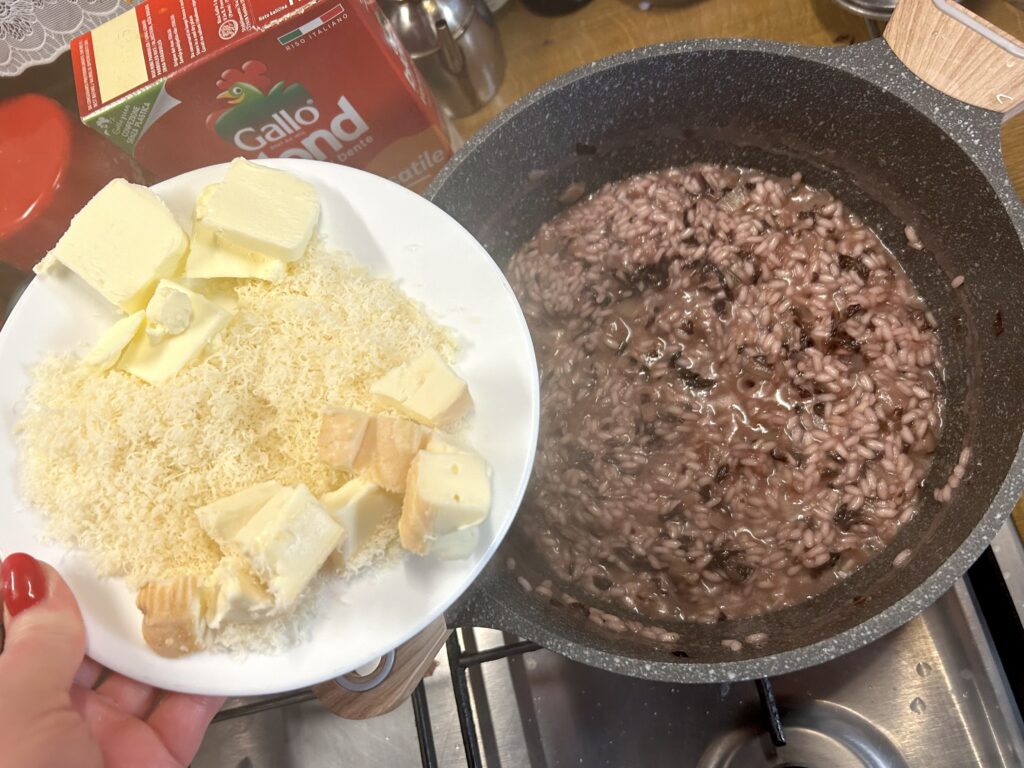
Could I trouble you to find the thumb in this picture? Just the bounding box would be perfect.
[1,553,86,695]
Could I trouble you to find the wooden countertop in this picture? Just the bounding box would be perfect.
[454,0,1024,538]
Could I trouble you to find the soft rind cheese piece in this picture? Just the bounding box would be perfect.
[82,310,145,370]
[203,556,275,629]
[399,450,491,555]
[136,575,207,658]
[321,478,401,570]
[196,481,285,549]
[185,159,320,280]
[231,484,344,610]
[146,280,194,343]
[370,350,473,427]
[353,415,431,492]
[319,407,372,471]
[428,526,480,560]
[117,279,233,384]
[425,432,464,454]
[38,178,188,312]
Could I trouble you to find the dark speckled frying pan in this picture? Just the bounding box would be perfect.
[428,0,1024,682]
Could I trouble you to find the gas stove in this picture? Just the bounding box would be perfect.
[194,524,1024,768]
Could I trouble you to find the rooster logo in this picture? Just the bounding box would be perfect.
[206,60,313,144]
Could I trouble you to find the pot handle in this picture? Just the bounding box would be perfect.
[313,616,452,719]
[884,0,1024,115]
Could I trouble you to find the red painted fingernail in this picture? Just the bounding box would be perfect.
[2,553,47,617]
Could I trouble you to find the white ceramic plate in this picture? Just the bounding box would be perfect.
[0,159,539,696]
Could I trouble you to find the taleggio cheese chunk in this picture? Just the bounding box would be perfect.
[195,481,285,549]
[400,449,491,555]
[353,415,431,492]
[370,350,473,427]
[185,158,320,280]
[118,279,233,384]
[232,484,344,610]
[204,556,275,629]
[428,526,480,560]
[136,575,207,658]
[318,407,371,471]
[82,310,145,370]
[321,478,401,570]
[38,178,188,312]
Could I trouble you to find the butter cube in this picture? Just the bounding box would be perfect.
[321,478,401,570]
[203,556,275,629]
[118,279,233,384]
[83,310,145,370]
[370,350,473,428]
[196,481,285,549]
[185,159,320,280]
[399,450,491,555]
[318,408,372,471]
[146,280,194,343]
[232,484,344,609]
[39,179,188,312]
[353,415,431,492]
[136,575,207,658]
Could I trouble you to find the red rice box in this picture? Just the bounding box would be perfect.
[70,0,452,191]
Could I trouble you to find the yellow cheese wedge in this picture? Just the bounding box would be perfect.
[37,178,188,312]
[117,279,233,384]
[203,556,275,629]
[370,349,473,427]
[231,484,344,609]
[136,575,207,658]
[185,159,320,280]
[425,432,464,454]
[399,449,491,555]
[353,414,431,492]
[195,481,285,549]
[82,310,145,370]
[318,407,372,471]
[321,478,401,570]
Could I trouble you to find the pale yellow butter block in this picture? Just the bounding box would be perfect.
[195,481,285,548]
[399,449,491,555]
[370,349,473,427]
[353,415,431,492]
[82,310,145,370]
[40,179,187,312]
[146,280,193,344]
[321,478,401,570]
[185,159,319,280]
[318,407,372,471]
[118,279,233,384]
[232,484,344,610]
[203,556,275,629]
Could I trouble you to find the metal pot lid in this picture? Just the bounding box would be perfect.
[380,0,476,57]
[832,0,896,20]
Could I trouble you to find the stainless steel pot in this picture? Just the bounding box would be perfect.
[429,0,1024,682]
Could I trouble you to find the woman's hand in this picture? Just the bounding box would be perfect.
[0,553,224,768]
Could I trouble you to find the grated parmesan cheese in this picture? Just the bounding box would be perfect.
[17,245,455,649]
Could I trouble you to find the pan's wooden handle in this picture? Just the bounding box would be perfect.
[884,0,1024,114]
[313,617,452,719]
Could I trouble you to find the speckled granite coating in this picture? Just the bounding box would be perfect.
[431,38,1024,683]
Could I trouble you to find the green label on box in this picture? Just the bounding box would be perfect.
[84,79,168,155]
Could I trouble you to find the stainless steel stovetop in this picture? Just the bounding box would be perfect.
[194,525,1024,768]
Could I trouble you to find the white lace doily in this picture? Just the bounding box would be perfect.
[1,0,146,78]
